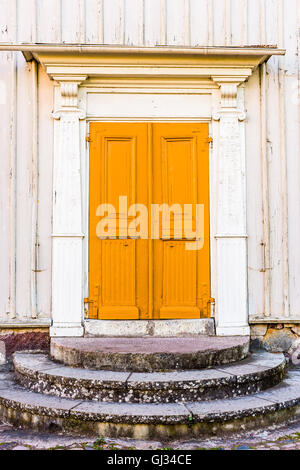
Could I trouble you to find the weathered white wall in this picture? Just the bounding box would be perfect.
[0,0,299,323]
[0,0,285,47]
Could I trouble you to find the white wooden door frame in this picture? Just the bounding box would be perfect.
[2,45,284,337]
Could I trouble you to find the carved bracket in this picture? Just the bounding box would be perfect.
[52,75,88,108]
[211,76,247,111]
[221,83,238,108]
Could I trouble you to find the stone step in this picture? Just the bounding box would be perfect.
[50,336,250,372]
[13,351,286,403]
[0,369,300,440]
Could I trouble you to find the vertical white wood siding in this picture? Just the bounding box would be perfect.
[0,0,299,322]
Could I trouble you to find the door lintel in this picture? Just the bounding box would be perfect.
[0,43,285,86]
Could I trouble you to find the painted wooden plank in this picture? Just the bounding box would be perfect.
[245,71,265,318]
[144,0,163,46]
[224,0,231,45]
[265,0,278,46]
[278,67,290,319]
[247,0,262,46]
[166,0,188,46]
[30,60,38,318]
[61,0,85,43]
[85,0,103,43]
[36,0,61,43]
[0,0,15,43]
[260,63,272,317]
[282,0,299,74]
[230,0,247,46]
[87,93,212,118]
[124,0,144,46]
[16,0,36,43]
[103,0,124,45]
[259,0,266,45]
[190,0,209,47]
[144,0,165,46]
[274,0,289,318]
[207,0,213,46]
[36,66,54,318]
[212,0,226,46]
[283,0,300,317]
[15,53,33,317]
[0,51,13,319]
[265,55,286,317]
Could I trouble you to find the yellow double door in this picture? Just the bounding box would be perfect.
[87,122,211,320]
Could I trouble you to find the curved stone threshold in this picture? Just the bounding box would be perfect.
[0,370,300,440]
[13,351,286,403]
[50,336,250,372]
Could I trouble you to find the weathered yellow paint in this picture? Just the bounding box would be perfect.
[88,123,210,320]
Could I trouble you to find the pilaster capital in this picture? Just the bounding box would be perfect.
[52,108,86,120]
[213,110,246,122]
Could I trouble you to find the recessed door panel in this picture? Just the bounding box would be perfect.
[103,138,136,210]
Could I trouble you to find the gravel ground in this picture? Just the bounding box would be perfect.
[1,420,300,450]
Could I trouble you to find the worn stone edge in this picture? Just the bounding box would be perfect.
[49,338,250,372]
[0,374,300,425]
[12,352,286,402]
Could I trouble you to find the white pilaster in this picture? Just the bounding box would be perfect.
[50,76,87,337]
[213,79,250,336]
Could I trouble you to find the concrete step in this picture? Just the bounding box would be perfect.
[13,351,286,403]
[50,336,250,372]
[0,369,300,440]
